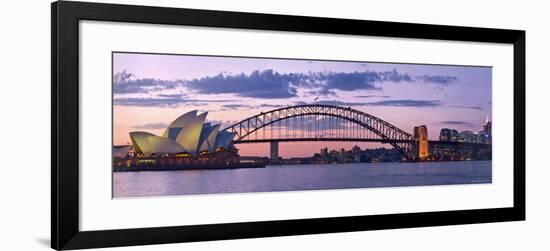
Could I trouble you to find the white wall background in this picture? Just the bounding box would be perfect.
[0,0,548,250]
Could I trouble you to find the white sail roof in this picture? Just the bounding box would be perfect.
[214,131,237,149]
[130,131,187,157]
[174,112,208,155]
[162,110,198,139]
[198,124,220,153]
[129,111,236,156]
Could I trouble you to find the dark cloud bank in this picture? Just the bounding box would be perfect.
[439,121,473,127]
[113,71,184,94]
[114,69,458,100]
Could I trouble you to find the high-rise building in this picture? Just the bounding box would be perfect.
[270,141,279,160]
[450,129,459,142]
[439,128,451,141]
[413,125,429,159]
[440,128,459,142]
[483,115,492,144]
[320,147,328,156]
[458,130,478,143]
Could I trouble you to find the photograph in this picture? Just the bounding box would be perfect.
[112,52,493,198]
[1,0,540,250]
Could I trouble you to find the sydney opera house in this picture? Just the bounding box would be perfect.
[129,110,237,157]
[113,111,246,171]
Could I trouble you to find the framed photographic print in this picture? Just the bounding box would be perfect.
[52,1,525,250]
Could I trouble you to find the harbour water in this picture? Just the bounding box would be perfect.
[113,160,491,198]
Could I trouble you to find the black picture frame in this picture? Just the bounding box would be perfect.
[51,1,525,250]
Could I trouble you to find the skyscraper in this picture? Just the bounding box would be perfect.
[270,141,279,160]
[483,115,492,144]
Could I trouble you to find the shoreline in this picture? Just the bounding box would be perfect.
[113,162,266,172]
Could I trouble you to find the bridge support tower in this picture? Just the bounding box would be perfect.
[270,141,279,161]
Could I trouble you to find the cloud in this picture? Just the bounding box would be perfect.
[114,97,210,107]
[157,94,185,98]
[309,100,483,110]
[305,89,338,96]
[221,104,257,110]
[114,94,237,107]
[114,68,459,98]
[366,99,442,107]
[380,69,415,83]
[259,104,287,108]
[308,99,442,108]
[354,95,391,98]
[416,75,458,85]
[113,71,183,94]
[316,71,384,92]
[293,70,413,95]
[132,122,169,130]
[186,70,299,99]
[439,121,472,126]
[447,104,483,110]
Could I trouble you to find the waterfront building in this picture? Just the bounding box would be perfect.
[439,128,459,142]
[458,131,478,143]
[129,110,237,157]
[113,145,132,158]
[483,116,492,144]
[338,148,347,162]
[320,147,328,156]
[439,117,492,145]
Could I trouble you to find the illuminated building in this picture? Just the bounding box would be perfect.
[439,128,459,142]
[458,131,478,143]
[129,110,237,157]
[112,145,132,158]
[483,115,492,144]
[439,116,492,145]
[413,125,429,159]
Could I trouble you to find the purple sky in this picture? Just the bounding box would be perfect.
[113,52,492,157]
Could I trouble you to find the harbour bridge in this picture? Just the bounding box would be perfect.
[223,104,417,158]
[223,104,490,160]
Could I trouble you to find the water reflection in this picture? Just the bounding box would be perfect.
[113,161,491,198]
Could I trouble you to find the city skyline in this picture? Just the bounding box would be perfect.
[113,52,492,157]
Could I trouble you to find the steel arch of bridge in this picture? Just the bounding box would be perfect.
[222,104,414,156]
